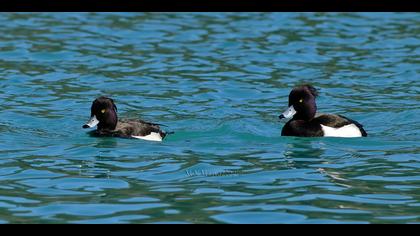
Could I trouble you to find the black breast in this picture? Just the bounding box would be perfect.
[281,120,324,137]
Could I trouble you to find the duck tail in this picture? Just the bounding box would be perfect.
[160,130,175,139]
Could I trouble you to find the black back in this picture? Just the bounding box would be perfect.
[282,114,367,137]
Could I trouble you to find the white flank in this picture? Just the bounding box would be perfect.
[321,124,362,138]
[132,132,163,142]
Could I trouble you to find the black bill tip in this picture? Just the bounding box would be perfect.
[82,124,90,129]
[278,114,285,120]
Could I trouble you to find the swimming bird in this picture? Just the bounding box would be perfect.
[279,85,367,137]
[82,96,168,141]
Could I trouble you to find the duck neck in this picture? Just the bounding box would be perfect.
[98,110,118,130]
[292,105,316,121]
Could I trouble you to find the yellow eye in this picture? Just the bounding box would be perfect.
[101,109,106,114]
[299,99,303,103]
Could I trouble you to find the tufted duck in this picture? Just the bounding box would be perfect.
[279,85,367,137]
[83,96,169,141]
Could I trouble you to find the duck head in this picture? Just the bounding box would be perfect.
[83,96,118,130]
[279,84,318,121]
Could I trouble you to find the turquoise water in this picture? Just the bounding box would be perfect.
[0,12,419,224]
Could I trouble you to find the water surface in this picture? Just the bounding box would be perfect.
[0,13,419,223]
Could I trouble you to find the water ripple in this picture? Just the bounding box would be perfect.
[0,12,419,223]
